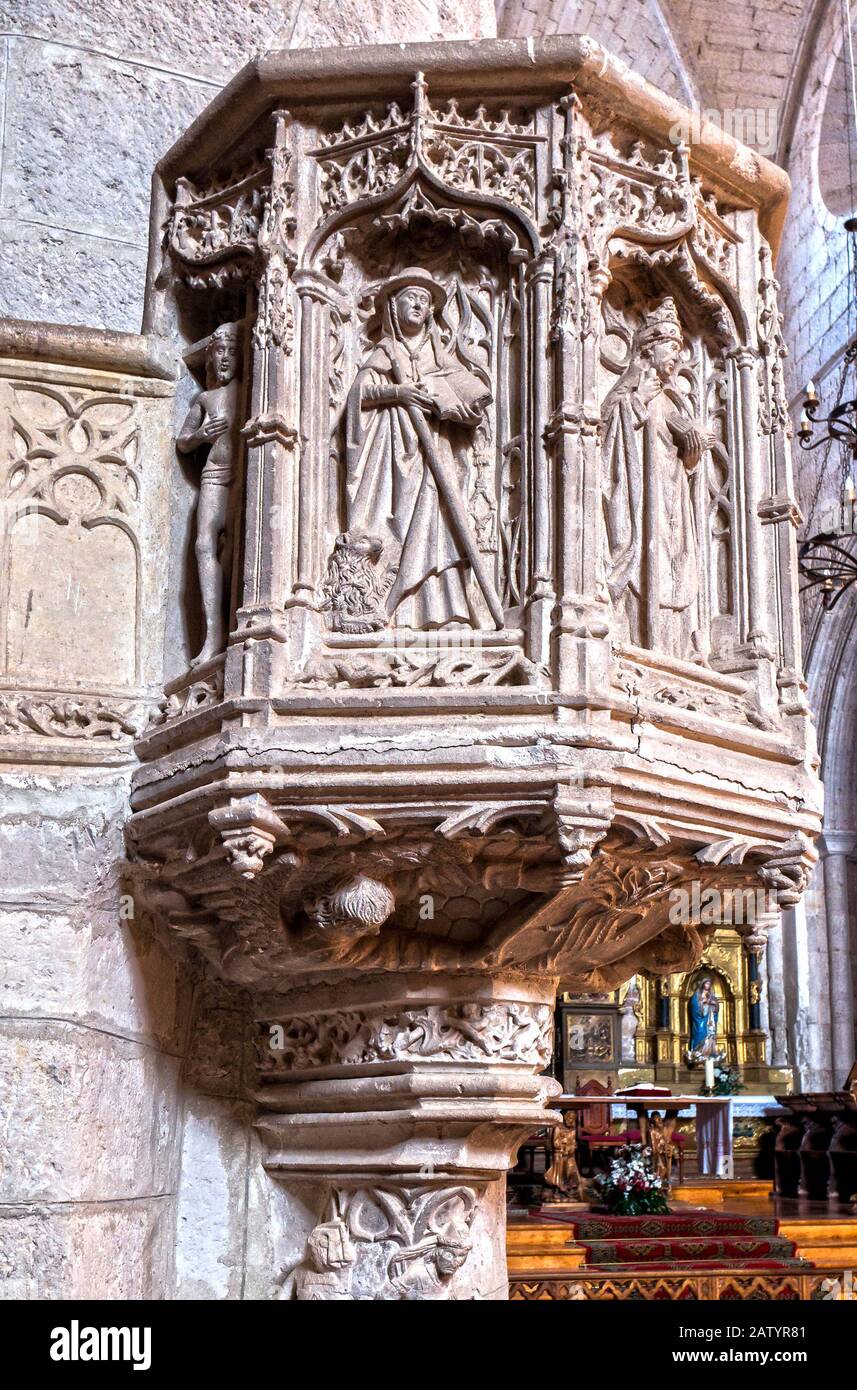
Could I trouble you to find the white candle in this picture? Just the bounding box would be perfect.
[704,1057,715,1090]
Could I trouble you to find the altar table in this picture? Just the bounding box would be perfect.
[553,1094,734,1181]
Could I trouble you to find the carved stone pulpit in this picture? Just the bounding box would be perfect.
[130,38,821,1299]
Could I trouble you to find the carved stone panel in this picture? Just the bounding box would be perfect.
[0,335,174,762]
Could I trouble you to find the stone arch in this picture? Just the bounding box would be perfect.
[304,162,539,272]
[816,11,857,220]
[778,0,855,398]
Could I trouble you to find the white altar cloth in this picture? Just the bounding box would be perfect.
[696,1098,733,1177]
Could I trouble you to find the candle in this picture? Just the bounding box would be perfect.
[805,379,819,405]
[704,1057,715,1090]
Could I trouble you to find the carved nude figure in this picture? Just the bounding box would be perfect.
[342,267,494,629]
[544,1109,580,1200]
[602,297,715,659]
[177,323,242,665]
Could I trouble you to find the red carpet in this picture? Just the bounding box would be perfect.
[529,1209,810,1271]
[535,1211,780,1239]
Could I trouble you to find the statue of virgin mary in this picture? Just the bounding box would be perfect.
[343,267,492,629]
[688,976,722,1059]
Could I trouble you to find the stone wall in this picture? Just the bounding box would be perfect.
[0,0,494,333]
[775,3,857,1091]
[0,324,184,1296]
[778,4,852,416]
[495,0,695,103]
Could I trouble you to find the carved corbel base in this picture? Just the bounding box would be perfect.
[254,972,559,1301]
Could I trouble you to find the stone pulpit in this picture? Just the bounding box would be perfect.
[126,38,821,1299]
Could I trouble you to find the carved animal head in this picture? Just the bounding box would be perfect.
[306,873,396,938]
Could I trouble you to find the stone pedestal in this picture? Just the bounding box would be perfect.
[256,973,556,1299]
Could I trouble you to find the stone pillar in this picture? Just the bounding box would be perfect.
[255,974,557,1300]
[0,324,184,1298]
[782,886,833,1090]
[761,928,788,1067]
[820,831,857,1087]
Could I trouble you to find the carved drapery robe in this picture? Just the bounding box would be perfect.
[345,333,489,629]
[602,375,699,657]
[689,985,720,1056]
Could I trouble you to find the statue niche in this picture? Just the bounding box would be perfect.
[339,268,496,632]
[601,296,717,662]
[684,970,730,1064]
[177,322,243,666]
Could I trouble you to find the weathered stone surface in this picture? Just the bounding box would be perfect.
[2,40,215,242]
[0,1198,174,1300]
[0,219,148,332]
[0,898,186,1048]
[0,1,494,82]
[287,0,495,48]
[0,18,832,1302]
[0,1020,180,1203]
[0,6,495,331]
[496,0,694,103]
[118,34,822,1300]
[173,1098,256,1300]
[0,320,186,1298]
[0,776,127,897]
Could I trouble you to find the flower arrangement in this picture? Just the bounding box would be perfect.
[592,1144,671,1216]
[700,1063,743,1096]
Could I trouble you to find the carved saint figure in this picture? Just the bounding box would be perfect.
[343,267,493,629]
[544,1109,580,1199]
[688,976,721,1058]
[278,1215,356,1301]
[602,298,713,658]
[648,1112,672,1186]
[177,323,242,665]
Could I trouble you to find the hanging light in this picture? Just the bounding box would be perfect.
[798,2,857,610]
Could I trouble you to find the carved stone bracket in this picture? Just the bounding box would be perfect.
[208,794,291,878]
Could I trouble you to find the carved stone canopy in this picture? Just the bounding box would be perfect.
[129,37,820,1299]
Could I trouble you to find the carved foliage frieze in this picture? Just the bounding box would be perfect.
[260,1001,553,1073]
[0,693,142,740]
[167,167,267,288]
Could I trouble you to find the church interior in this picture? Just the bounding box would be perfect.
[2,0,857,1311]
